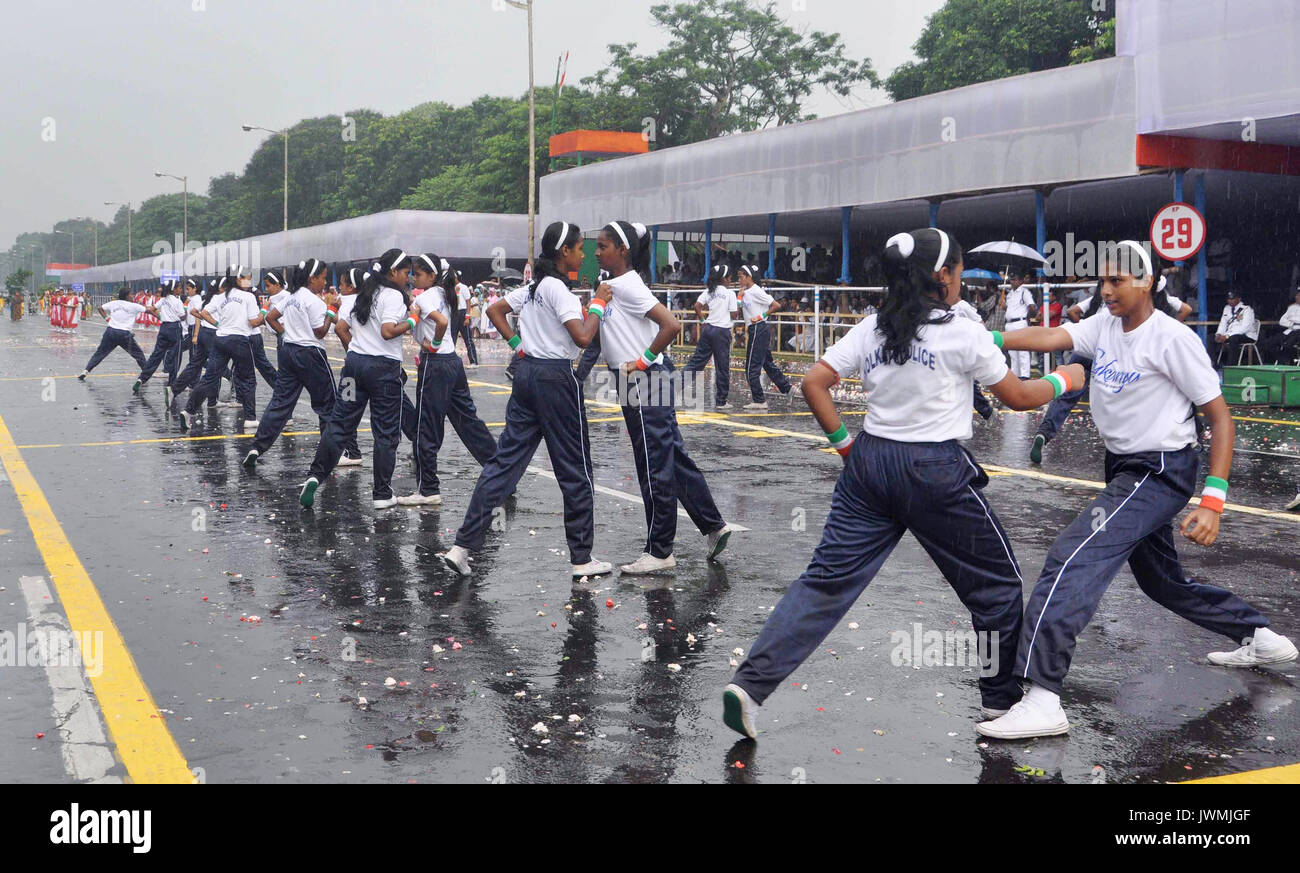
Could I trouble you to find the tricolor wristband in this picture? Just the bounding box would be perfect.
[508,334,522,350]
[260,309,269,317]
[636,348,657,371]
[1042,370,1072,399]
[825,424,854,456]
[1200,476,1228,514]
[992,330,1004,349]
[588,300,606,320]
[405,317,417,332]
[326,308,338,321]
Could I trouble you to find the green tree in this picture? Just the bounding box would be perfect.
[584,0,878,145]
[885,0,1115,102]
[5,269,32,295]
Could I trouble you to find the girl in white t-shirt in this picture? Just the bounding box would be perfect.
[301,249,420,510]
[398,254,498,506]
[180,268,265,431]
[78,288,149,379]
[979,241,1296,740]
[442,221,613,580]
[595,220,736,575]
[725,228,1084,740]
[683,265,739,408]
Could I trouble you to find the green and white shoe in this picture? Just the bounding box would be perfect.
[722,684,758,739]
[299,477,320,509]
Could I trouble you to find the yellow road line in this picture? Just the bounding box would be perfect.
[0,412,192,784]
[1183,763,1300,784]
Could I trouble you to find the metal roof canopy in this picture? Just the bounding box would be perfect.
[541,0,1300,235]
[66,210,528,284]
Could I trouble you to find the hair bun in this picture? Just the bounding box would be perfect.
[371,262,382,272]
[884,232,915,260]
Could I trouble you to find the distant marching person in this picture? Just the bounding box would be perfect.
[299,249,418,511]
[260,269,294,425]
[737,264,792,410]
[723,228,1084,741]
[683,264,739,409]
[133,279,187,398]
[177,278,200,366]
[400,254,498,506]
[329,267,366,468]
[595,220,736,574]
[77,288,150,381]
[246,268,280,393]
[242,259,341,469]
[172,279,222,413]
[454,275,480,368]
[441,221,612,579]
[978,241,1296,740]
[178,267,265,433]
[1030,276,1192,464]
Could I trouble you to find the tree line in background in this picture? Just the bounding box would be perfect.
[4,0,1114,276]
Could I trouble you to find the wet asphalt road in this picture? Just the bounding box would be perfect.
[1,316,1297,784]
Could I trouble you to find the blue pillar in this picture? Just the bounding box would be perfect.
[839,206,852,285]
[1195,173,1208,342]
[703,220,713,283]
[1174,169,1186,268]
[1034,190,1047,278]
[929,201,940,228]
[650,225,659,284]
[766,213,777,280]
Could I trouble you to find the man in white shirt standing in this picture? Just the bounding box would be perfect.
[1262,287,1300,365]
[454,280,479,368]
[1214,290,1260,366]
[1003,274,1039,378]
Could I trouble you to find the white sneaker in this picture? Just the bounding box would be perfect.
[336,454,364,468]
[1286,494,1300,511]
[619,553,677,574]
[373,497,399,510]
[572,560,614,579]
[722,684,758,739]
[1208,629,1298,667]
[242,450,259,469]
[242,419,260,430]
[743,401,769,411]
[980,706,1010,720]
[707,524,736,561]
[397,493,442,507]
[441,545,472,577]
[975,691,1069,739]
[179,410,192,432]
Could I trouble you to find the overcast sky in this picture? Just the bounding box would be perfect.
[2,0,944,251]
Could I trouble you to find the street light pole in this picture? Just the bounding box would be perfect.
[54,229,73,263]
[505,0,537,265]
[243,125,290,231]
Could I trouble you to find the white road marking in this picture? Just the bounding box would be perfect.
[18,575,122,784]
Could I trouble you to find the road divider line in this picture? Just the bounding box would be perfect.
[1183,762,1300,784]
[0,412,193,784]
[19,575,122,783]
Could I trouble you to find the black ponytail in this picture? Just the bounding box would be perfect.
[530,221,583,300]
[201,278,220,307]
[354,248,411,326]
[440,258,461,319]
[264,269,286,291]
[291,258,325,290]
[878,228,962,366]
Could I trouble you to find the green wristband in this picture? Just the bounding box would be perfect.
[992,330,1004,349]
[405,317,417,332]
[508,334,522,350]
[1205,476,1229,492]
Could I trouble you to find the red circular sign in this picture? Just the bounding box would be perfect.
[1150,202,1207,262]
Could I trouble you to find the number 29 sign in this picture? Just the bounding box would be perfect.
[1150,202,1207,262]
